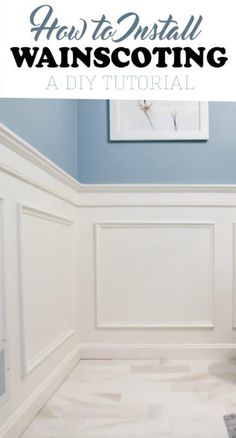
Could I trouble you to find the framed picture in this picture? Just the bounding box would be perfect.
[109,101,209,141]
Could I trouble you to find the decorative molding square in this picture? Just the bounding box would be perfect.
[17,203,76,378]
[95,222,215,329]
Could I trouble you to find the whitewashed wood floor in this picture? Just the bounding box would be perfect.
[21,358,236,437]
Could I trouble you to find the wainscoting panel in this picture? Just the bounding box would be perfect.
[0,347,6,399]
[3,121,236,437]
[95,222,214,328]
[0,125,81,438]
[0,343,8,406]
[232,222,236,329]
[18,205,76,377]
[0,198,5,341]
[0,199,8,406]
[77,202,236,352]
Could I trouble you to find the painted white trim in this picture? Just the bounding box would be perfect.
[0,162,78,207]
[95,221,215,329]
[97,321,215,329]
[110,101,209,141]
[0,198,6,342]
[0,345,80,438]
[0,341,9,407]
[0,199,9,407]
[20,205,75,227]
[232,222,236,329]
[0,124,80,191]
[79,200,236,208]
[17,203,27,380]
[80,343,236,360]
[2,120,236,197]
[78,185,236,208]
[26,329,75,376]
[2,152,236,208]
[79,184,236,194]
[17,204,75,378]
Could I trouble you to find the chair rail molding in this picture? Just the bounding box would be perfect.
[0,123,80,192]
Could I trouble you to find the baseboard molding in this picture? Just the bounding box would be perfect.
[0,345,80,438]
[1,342,236,438]
[80,343,236,360]
[25,328,75,377]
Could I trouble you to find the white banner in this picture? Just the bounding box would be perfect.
[0,0,234,100]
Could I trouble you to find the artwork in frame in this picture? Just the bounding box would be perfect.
[109,101,209,141]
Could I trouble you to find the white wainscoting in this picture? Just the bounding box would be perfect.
[18,204,76,377]
[232,222,236,330]
[0,198,8,407]
[95,222,214,329]
[0,198,6,341]
[3,121,236,437]
[0,124,80,438]
[77,200,236,358]
[0,342,9,407]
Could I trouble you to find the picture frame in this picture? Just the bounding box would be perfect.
[109,100,209,141]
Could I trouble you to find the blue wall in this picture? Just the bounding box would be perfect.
[0,99,78,178]
[0,99,235,184]
[77,101,236,184]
